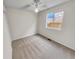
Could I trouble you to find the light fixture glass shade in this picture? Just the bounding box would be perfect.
[35,8,39,13]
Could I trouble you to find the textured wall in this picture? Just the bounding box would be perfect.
[37,0,75,50]
[7,9,37,40]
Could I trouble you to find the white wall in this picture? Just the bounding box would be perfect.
[7,9,37,40]
[37,0,75,50]
[3,10,12,59]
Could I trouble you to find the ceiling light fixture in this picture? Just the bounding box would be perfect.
[21,0,41,13]
[34,0,39,13]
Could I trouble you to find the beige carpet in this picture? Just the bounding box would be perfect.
[12,35,75,59]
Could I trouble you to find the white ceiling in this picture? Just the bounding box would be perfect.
[4,0,71,12]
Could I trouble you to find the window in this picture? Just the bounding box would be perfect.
[46,11,64,30]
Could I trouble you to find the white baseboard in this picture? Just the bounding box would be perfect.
[13,33,36,41]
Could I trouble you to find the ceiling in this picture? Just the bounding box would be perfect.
[4,0,71,12]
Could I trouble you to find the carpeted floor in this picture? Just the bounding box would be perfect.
[12,35,75,59]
